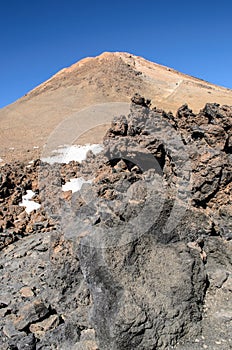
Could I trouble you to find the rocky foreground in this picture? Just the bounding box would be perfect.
[0,95,232,349]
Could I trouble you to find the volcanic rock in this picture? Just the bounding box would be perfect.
[0,95,231,349]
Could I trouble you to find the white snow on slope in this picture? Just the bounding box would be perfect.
[41,144,103,164]
[62,177,92,193]
[19,190,41,214]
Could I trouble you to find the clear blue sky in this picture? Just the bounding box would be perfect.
[1,0,232,108]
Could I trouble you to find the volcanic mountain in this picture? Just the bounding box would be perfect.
[1,52,232,162]
[0,52,232,349]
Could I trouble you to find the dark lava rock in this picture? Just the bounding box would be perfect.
[0,95,231,349]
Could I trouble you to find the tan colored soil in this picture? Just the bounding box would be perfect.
[1,52,231,163]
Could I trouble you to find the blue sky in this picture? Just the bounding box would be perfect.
[1,0,232,108]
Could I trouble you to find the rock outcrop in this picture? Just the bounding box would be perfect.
[0,95,231,349]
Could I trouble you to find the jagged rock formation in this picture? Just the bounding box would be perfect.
[0,96,231,349]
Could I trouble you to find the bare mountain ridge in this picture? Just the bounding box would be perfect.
[1,52,232,162]
[23,52,231,104]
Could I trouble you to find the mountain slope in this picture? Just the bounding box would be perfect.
[1,52,232,162]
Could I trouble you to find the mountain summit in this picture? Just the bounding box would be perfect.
[1,52,232,162]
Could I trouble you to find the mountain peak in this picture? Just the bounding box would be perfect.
[0,52,232,162]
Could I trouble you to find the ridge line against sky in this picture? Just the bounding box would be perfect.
[1,0,232,108]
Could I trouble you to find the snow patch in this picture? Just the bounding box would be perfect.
[62,177,92,193]
[19,190,41,214]
[41,144,103,164]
